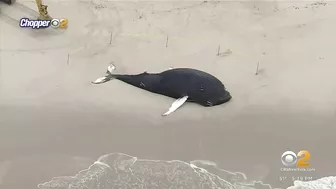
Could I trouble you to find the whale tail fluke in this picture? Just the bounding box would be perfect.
[106,64,116,75]
[91,63,117,84]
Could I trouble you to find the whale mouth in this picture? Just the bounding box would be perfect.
[224,94,232,102]
[215,92,232,106]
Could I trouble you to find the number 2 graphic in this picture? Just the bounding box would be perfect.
[297,150,310,167]
[60,18,68,29]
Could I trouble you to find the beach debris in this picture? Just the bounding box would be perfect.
[109,32,113,44]
[217,47,232,57]
[166,36,169,47]
[255,62,260,75]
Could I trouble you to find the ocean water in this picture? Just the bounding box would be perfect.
[36,153,336,189]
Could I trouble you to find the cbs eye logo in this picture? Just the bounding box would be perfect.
[50,18,68,29]
[281,150,310,167]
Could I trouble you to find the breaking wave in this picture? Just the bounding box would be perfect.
[287,176,336,189]
[37,153,335,189]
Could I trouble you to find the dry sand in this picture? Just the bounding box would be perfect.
[0,0,336,188]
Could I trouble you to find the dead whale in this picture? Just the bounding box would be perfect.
[92,64,232,116]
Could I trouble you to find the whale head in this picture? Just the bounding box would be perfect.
[207,88,232,106]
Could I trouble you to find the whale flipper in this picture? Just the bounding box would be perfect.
[162,96,188,116]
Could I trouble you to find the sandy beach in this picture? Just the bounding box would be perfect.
[1,0,336,188]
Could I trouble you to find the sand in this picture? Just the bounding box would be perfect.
[0,0,336,188]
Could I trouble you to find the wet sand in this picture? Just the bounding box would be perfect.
[0,105,335,188]
[1,0,336,188]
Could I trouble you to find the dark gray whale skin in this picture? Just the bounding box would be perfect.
[105,68,232,107]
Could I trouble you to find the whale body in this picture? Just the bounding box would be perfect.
[92,64,232,116]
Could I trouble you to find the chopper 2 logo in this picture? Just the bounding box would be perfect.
[19,18,68,29]
[281,150,315,172]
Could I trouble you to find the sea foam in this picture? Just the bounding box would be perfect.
[37,152,334,189]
